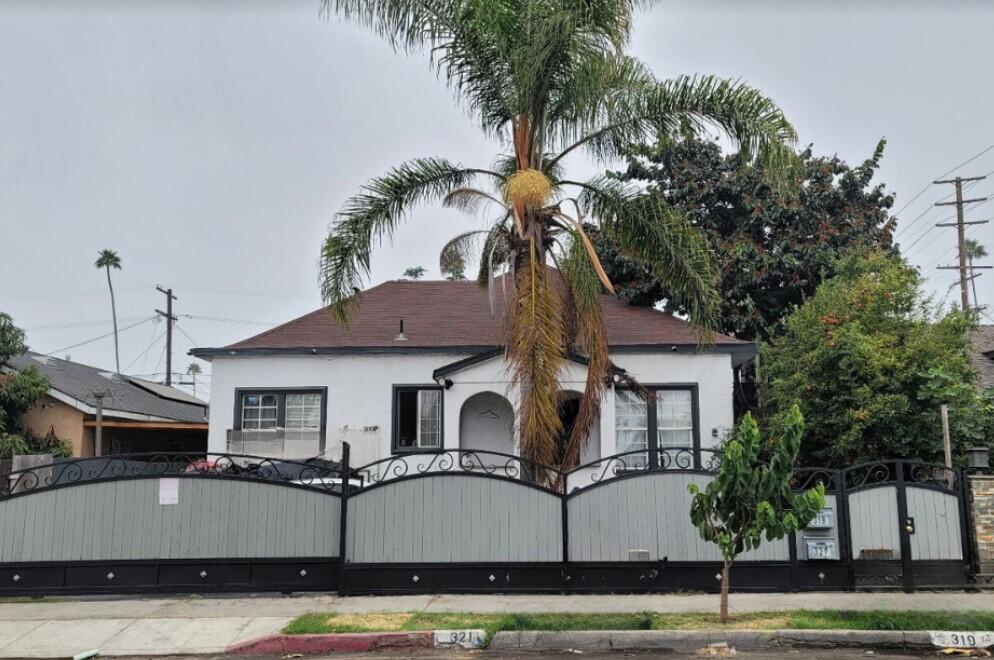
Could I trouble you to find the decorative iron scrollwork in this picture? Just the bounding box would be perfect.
[0,452,350,500]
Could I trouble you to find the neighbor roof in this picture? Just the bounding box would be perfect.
[969,325,994,389]
[4,352,208,423]
[191,277,751,359]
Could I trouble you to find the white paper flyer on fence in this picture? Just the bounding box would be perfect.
[159,478,179,505]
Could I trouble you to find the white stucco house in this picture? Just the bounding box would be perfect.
[190,276,754,475]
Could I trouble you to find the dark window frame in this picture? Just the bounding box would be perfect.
[232,387,328,453]
[615,383,701,469]
[391,384,445,454]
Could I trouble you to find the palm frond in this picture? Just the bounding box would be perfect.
[319,157,500,323]
[550,75,798,186]
[442,187,507,215]
[558,232,611,471]
[577,176,721,341]
[506,240,566,478]
[439,229,486,277]
[476,218,512,288]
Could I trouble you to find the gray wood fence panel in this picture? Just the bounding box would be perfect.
[346,475,562,563]
[568,472,789,562]
[906,487,962,560]
[849,487,901,559]
[0,479,340,562]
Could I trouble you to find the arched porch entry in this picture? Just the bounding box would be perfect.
[458,391,515,455]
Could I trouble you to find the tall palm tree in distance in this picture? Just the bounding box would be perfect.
[966,238,988,310]
[95,249,123,373]
[319,0,798,473]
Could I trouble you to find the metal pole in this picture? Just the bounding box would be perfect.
[941,404,952,468]
[94,392,104,457]
[337,442,351,596]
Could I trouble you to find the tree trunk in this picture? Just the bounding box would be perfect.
[720,559,731,623]
[106,267,120,373]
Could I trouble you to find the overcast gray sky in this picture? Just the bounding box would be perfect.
[2,0,993,401]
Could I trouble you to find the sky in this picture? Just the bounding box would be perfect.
[2,0,994,403]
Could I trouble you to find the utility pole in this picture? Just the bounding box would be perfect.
[91,390,109,456]
[156,286,178,385]
[934,176,989,311]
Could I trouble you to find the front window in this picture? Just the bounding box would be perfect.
[233,389,325,458]
[615,389,649,467]
[395,387,442,451]
[614,386,698,468]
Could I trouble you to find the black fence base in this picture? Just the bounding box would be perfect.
[342,561,851,594]
[853,559,971,590]
[0,558,339,596]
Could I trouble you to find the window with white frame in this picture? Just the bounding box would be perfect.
[614,386,698,465]
[394,386,442,450]
[234,389,326,458]
[656,390,694,447]
[241,393,279,430]
[615,389,649,463]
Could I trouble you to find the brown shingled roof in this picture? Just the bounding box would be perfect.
[195,278,748,356]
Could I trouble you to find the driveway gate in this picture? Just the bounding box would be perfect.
[845,460,971,589]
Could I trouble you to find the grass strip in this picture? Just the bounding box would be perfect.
[283,609,994,643]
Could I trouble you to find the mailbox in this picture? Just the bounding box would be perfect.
[807,507,835,530]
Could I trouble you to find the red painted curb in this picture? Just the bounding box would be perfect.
[226,631,433,655]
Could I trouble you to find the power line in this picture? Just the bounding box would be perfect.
[123,328,167,373]
[24,316,148,331]
[893,144,994,221]
[180,314,278,326]
[897,173,991,247]
[174,323,199,348]
[43,316,157,356]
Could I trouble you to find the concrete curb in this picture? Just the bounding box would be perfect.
[225,631,433,655]
[488,629,936,652]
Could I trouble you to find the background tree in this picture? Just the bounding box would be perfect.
[762,251,992,467]
[965,238,987,310]
[318,0,798,473]
[0,313,59,459]
[689,405,824,622]
[186,363,202,399]
[95,249,123,373]
[592,133,894,342]
[402,266,426,280]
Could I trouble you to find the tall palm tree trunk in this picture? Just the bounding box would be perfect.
[105,266,120,373]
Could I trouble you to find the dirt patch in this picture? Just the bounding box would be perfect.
[324,612,413,630]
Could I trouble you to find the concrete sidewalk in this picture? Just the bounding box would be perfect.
[3,591,994,658]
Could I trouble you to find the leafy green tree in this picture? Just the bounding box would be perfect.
[318,0,798,472]
[689,405,824,622]
[0,313,52,457]
[762,252,991,467]
[592,133,894,342]
[402,266,427,280]
[95,249,123,373]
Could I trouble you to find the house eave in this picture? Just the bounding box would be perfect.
[192,342,756,361]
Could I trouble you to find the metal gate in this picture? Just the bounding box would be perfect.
[845,460,972,589]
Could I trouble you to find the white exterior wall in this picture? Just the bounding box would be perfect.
[208,352,474,465]
[207,349,736,468]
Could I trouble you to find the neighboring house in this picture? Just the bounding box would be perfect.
[191,276,754,473]
[3,352,208,456]
[969,325,994,390]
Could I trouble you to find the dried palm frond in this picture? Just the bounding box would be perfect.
[506,239,566,481]
[558,233,611,472]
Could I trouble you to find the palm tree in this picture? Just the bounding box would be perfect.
[966,239,987,310]
[319,0,798,474]
[186,363,202,398]
[95,249,123,373]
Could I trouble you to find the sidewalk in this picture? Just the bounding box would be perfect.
[3,591,994,658]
